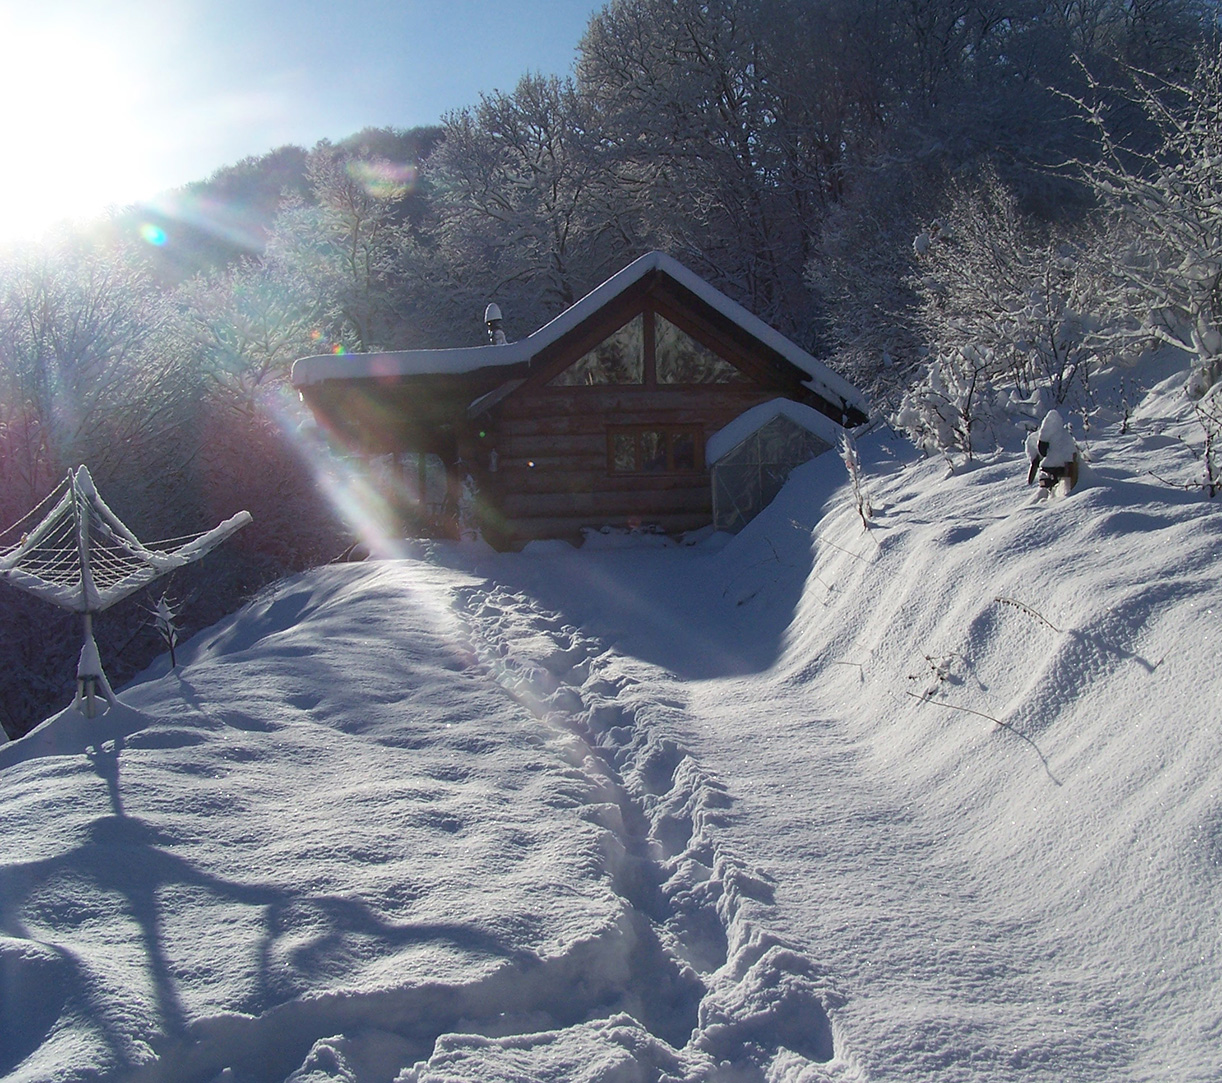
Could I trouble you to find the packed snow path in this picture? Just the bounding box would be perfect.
[447,581,845,1079]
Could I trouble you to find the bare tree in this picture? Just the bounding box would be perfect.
[0,239,195,518]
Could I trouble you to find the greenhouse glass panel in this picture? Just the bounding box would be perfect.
[711,415,833,531]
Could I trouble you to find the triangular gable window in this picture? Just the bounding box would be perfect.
[548,315,644,386]
[655,315,748,384]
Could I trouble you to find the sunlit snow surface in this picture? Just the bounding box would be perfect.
[3,366,1221,1082]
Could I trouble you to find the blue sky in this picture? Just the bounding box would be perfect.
[0,0,603,239]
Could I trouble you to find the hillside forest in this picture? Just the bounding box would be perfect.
[1,0,1220,737]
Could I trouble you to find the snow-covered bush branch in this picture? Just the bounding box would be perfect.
[1078,50,1222,400]
[894,344,1022,460]
[897,172,1108,458]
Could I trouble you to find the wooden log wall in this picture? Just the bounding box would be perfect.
[484,383,782,544]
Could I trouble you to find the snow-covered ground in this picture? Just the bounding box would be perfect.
[2,365,1220,1082]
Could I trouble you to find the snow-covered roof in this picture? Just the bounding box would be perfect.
[291,341,533,386]
[290,251,868,415]
[705,398,845,465]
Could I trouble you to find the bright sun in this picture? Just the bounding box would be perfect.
[0,14,159,243]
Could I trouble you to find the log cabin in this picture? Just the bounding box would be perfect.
[291,251,868,549]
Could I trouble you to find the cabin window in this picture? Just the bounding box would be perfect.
[549,314,645,385]
[655,315,747,384]
[608,426,702,474]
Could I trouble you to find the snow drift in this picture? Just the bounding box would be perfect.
[1,366,1220,1082]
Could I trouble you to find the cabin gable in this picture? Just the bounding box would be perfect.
[475,269,845,546]
[519,269,811,400]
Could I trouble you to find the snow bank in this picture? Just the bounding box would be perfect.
[0,565,627,1081]
[2,365,1219,1082]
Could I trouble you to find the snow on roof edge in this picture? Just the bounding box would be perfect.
[291,252,867,416]
[291,342,533,387]
[641,253,867,414]
[705,398,845,465]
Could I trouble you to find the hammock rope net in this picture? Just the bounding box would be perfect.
[0,467,251,614]
[0,466,251,717]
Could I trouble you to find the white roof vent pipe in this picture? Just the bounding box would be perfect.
[485,303,507,345]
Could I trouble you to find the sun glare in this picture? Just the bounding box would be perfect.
[0,14,158,243]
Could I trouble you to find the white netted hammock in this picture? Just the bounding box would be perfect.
[0,466,250,717]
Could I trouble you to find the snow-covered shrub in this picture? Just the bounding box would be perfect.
[1080,49,1222,402]
[896,169,1115,460]
[910,172,1104,405]
[1025,409,1081,494]
[895,345,1022,460]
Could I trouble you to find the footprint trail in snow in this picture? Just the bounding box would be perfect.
[406,582,851,1082]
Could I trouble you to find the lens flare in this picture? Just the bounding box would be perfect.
[346,159,417,199]
[262,386,415,561]
[252,386,504,662]
[139,223,168,246]
[138,188,267,256]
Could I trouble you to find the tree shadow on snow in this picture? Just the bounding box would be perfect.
[0,720,534,1080]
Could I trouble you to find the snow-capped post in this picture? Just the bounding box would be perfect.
[1025,410,1080,495]
[0,466,252,718]
[75,613,117,718]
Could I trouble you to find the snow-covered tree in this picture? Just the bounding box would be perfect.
[0,239,195,514]
[578,0,869,335]
[913,173,1105,408]
[420,73,635,340]
[273,145,415,352]
[179,251,325,418]
[808,168,934,412]
[1081,49,1222,401]
[805,0,1212,406]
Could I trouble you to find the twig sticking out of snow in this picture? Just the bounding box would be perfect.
[905,690,1062,786]
[153,594,181,669]
[994,595,1062,632]
[839,430,873,530]
[808,529,876,565]
[907,650,976,698]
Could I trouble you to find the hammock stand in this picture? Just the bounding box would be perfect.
[0,466,251,717]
